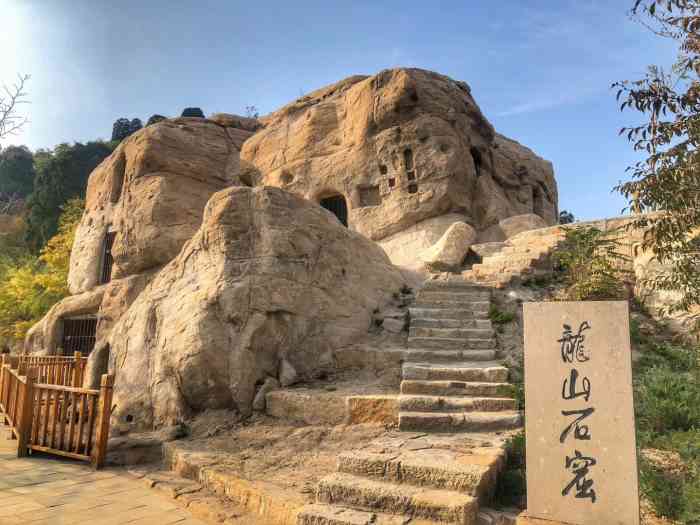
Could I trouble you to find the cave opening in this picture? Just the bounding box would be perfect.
[319,194,348,227]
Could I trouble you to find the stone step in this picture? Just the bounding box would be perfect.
[398,411,522,433]
[402,363,509,382]
[417,291,491,304]
[407,337,496,350]
[402,349,498,363]
[317,472,479,525]
[337,450,500,497]
[400,381,514,398]
[420,281,490,291]
[413,300,490,311]
[410,318,492,330]
[399,395,517,413]
[297,503,443,525]
[409,327,495,340]
[409,307,489,321]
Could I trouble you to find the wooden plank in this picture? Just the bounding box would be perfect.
[84,394,96,456]
[57,387,68,451]
[41,387,51,446]
[66,391,76,454]
[75,393,86,454]
[17,368,36,457]
[28,445,90,462]
[32,383,100,395]
[91,374,114,469]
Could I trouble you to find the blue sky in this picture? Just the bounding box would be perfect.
[1,1,677,220]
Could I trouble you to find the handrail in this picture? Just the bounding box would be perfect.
[0,354,113,469]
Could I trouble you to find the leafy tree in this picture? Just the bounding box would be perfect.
[614,0,700,317]
[111,117,131,142]
[554,226,632,301]
[0,74,29,141]
[146,114,166,126]
[25,141,113,249]
[245,105,260,119]
[128,118,143,135]
[181,107,205,118]
[559,210,575,224]
[0,199,83,344]
[0,145,35,200]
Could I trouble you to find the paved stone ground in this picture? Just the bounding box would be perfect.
[0,433,207,525]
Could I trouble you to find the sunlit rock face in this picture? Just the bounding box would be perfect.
[68,117,253,295]
[240,68,558,259]
[107,186,405,428]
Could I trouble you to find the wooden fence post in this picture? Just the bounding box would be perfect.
[91,374,114,469]
[17,367,36,457]
[0,355,5,413]
[72,352,83,387]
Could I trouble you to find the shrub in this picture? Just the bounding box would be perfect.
[554,226,631,301]
[489,305,515,325]
[639,457,685,521]
[493,431,526,507]
[635,366,700,435]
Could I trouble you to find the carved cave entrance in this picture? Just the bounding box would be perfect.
[99,230,116,285]
[320,194,348,227]
[61,315,97,356]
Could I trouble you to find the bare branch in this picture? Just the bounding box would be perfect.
[0,74,30,141]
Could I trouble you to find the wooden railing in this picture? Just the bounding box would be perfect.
[0,354,113,469]
[17,352,88,387]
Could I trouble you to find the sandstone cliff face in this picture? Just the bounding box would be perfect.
[68,117,254,295]
[240,68,558,250]
[106,187,405,429]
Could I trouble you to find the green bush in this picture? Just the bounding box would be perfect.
[554,226,631,301]
[489,305,515,325]
[639,457,686,521]
[493,431,526,507]
[635,366,700,435]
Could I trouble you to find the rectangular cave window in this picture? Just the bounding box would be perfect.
[359,185,382,207]
[403,148,414,171]
[61,316,97,356]
[408,183,418,194]
[99,230,116,285]
[407,171,416,182]
[388,178,396,188]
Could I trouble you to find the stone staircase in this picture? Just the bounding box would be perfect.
[399,280,520,433]
[462,226,566,288]
[297,280,521,524]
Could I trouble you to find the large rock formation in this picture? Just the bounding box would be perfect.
[240,68,558,268]
[106,186,404,428]
[27,116,255,355]
[69,117,252,294]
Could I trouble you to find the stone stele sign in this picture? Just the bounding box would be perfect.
[523,301,639,525]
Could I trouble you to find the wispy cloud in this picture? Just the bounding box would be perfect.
[495,86,604,118]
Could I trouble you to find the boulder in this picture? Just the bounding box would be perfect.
[68,118,251,295]
[421,222,477,272]
[241,68,558,249]
[498,213,548,239]
[107,186,405,428]
[253,377,280,411]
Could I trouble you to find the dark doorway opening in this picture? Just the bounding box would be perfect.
[470,147,483,177]
[320,194,348,227]
[100,231,116,284]
[62,316,97,356]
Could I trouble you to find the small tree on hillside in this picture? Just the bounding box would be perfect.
[559,210,575,224]
[111,118,131,142]
[181,107,205,118]
[614,1,700,317]
[146,114,166,126]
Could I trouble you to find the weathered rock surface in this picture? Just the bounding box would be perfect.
[68,117,254,295]
[421,222,477,272]
[241,68,558,259]
[497,213,548,240]
[107,186,405,428]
